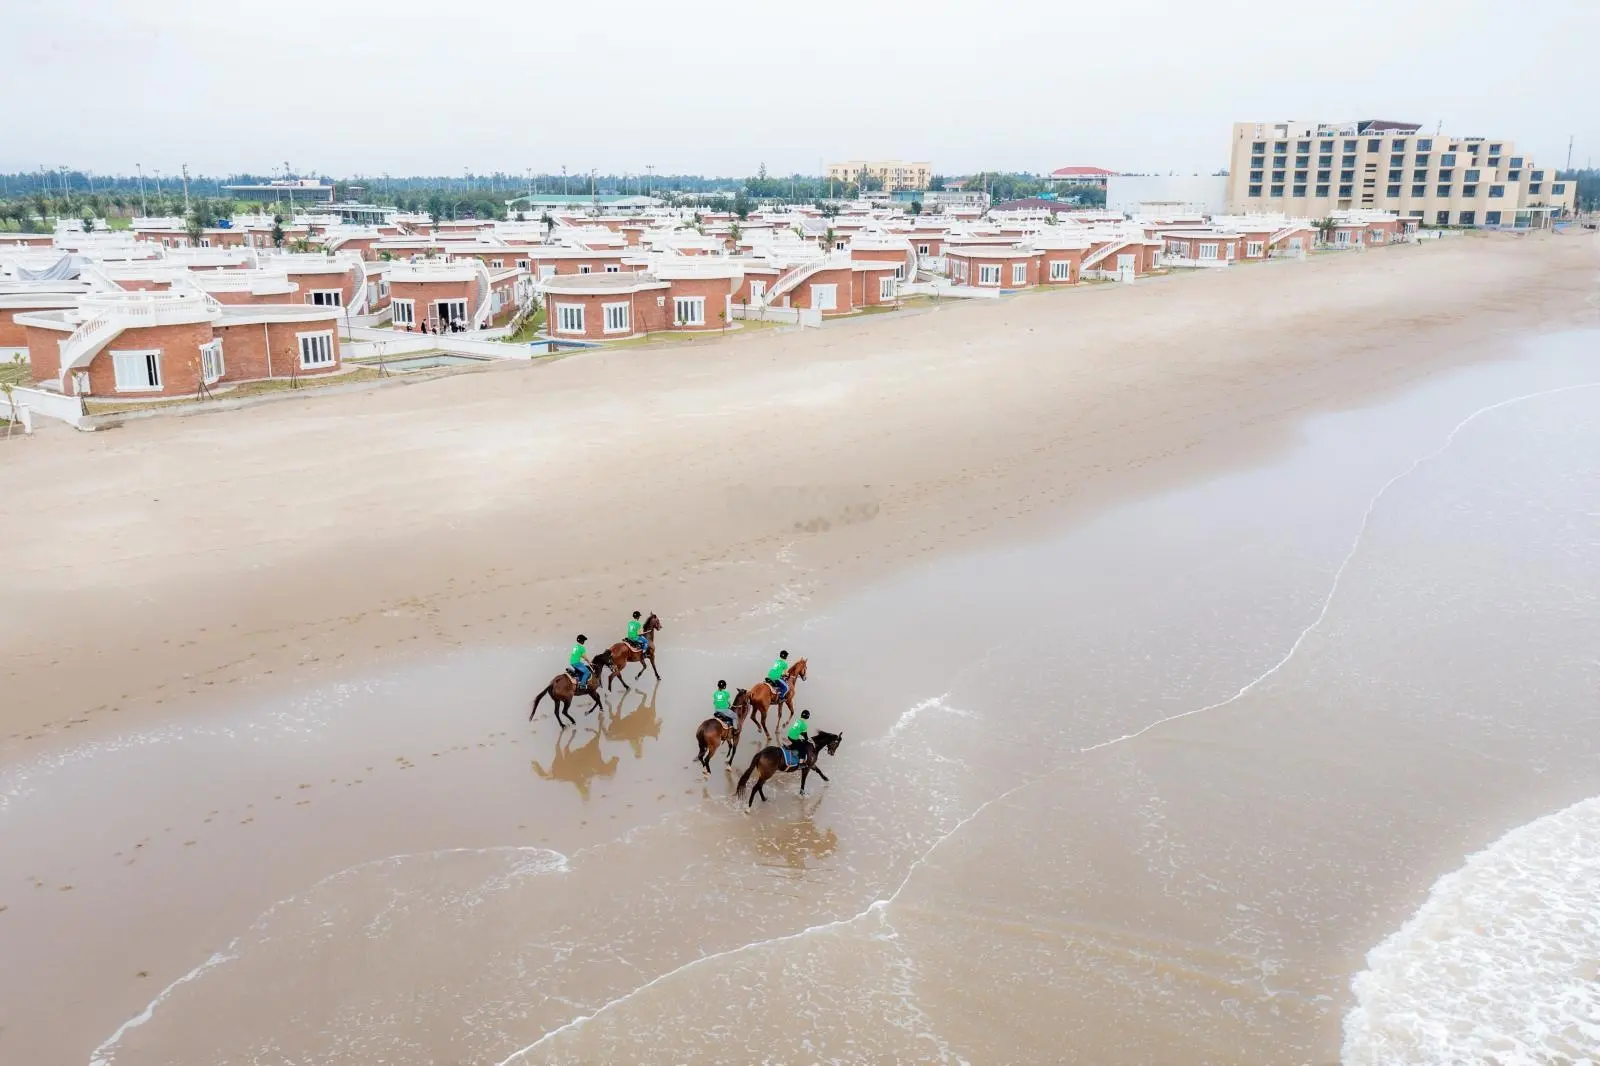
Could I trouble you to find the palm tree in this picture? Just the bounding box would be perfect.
[726,221,741,253]
[1314,217,1338,244]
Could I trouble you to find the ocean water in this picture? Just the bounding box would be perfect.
[2,332,1597,1065]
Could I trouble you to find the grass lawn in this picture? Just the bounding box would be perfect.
[499,307,547,344]
[0,360,29,387]
[85,367,385,415]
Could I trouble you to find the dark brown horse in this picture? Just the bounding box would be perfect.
[736,729,842,806]
[600,613,662,691]
[528,666,603,728]
[746,658,807,738]
[694,689,749,772]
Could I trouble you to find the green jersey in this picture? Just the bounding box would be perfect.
[767,658,787,682]
[713,689,732,712]
[569,644,587,666]
[787,719,809,743]
[627,618,642,641]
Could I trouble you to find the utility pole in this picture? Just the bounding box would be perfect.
[562,165,568,196]
[1566,134,1574,171]
[181,163,191,213]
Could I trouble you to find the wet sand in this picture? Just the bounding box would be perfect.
[3,233,1599,1064]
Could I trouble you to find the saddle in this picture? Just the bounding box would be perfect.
[566,666,586,682]
[626,638,647,654]
[714,709,736,729]
[781,745,808,769]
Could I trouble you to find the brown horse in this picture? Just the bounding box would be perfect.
[736,729,842,806]
[694,689,749,772]
[746,658,807,738]
[600,613,662,691]
[528,667,603,728]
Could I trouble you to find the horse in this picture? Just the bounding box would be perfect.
[694,689,748,772]
[745,658,807,738]
[600,613,662,691]
[528,666,604,728]
[736,729,842,806]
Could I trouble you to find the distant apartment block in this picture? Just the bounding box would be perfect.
[1048,166,1118,189]
[1225,120,1576,226]
[826,160,932,192]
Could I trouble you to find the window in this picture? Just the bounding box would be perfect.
[1319,154,1333,167]
[834,240,846,251]
[198,237,211,248]
[1530,184,1542,194]
[1436,211,1451,225]
[490,259,504,269]
[1463,185,1477,197]
[297,331,334,368]
[1485,211,1502,225]
[1393,139,1407,151]
[392,299,415,325]
[1388,169,1402,182]
[1251,141,1265,152]
[1198,243,1218,260]
[1532,170,1544,181]
[1294,169,1307,181]
[1439,170,1454,182]
[1441,153,1457,167]
[1342,155,1356,167]
[917,243,930,255]
[1249,170,1263,183]
[810,284,837,311]
[1344,139,1358,151]
[1367,138,1382,152]
[1412,185,1426,197]
[602,302,630,334]
[1010,263,1027,285]
[515,259,529,270]
[1390,154,1405,167]
[1489,143,1502,153]
[1417,138,1433,151]
[1459,210,1476,225]
[1340,169,1355,181]
[1437,186,1452,197]
[1273,142,1287,155]
[1320,140,1334,151]
[200,340,224,384]
[1416,154,1431,167]
[1295,141,1310,155]
[1315,184,1330,196]
[555,304,585,334]
[879,277,897,300]
[1292,185,1307,197]
[1387,185,1402,197]
[1509,156,1523,168]
[1465,169,1480,182]
[1247,185,1262,197]
[605,264,620,273]
[578,265,591,274]
[1270,184,1284,197]
[1339,185,1353,196]
[111,349,162,392]
[309,289,342,307]
[673,295,706,324]
[1049,260,1072,281]
[1317,170,1331,182]
[1246,241,1263,257]
[435,299,467,326]
[1553,183,1567,194]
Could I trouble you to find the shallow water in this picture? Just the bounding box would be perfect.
[3,333,1598,1065]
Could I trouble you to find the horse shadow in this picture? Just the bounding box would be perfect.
[530,727,619,801]
[748,797,840,871]
[602,682,662,760]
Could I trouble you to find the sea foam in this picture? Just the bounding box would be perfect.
[1342,796,1600,1066]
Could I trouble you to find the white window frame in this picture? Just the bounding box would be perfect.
[1049,260,1072,281]
[297,331,335,369]
[978,264,1001,286]
[1246,240,1264,257]
[515,259,530,270]
[604,264,620,273]
[198,237,211,248]
[879,277,896,300]
[435,299,467,326]
[199,339,224,384]
[1011,262,1027,285]
[917,243,930,255]
[602,302,630,334]
[308,288,343,307]
[538,264,556,278]
[111,348,162,392]
[377,278,389,298]
[834,240,847,251]
[555,303,585,334]
[1335,231,1350,246]
[578,264,592,274]
[673,296,706,325]
[1198,243,1219,260]
[490,259,504,269]
[392,298,415,326]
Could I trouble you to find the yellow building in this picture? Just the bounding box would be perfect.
[825,160,932,193]
[1224,120,1575,226]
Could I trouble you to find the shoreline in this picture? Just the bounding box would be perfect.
[2,231,1595,755]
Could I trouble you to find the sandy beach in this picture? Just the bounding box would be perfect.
[4,231,1600,1066]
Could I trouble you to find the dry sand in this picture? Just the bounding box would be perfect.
[2,232,1595,745]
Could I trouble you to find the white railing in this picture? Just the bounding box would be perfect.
[59,291,218,373]
[57,315,121,374]
[471,259,494,329]
[344,257,368,315]
[763,257,827,305]
[1081,239,1132,270]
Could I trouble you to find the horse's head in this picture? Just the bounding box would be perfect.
[820,730,842,756]
[733,688,749,707]
[790,658,808,681]
[645,613,661,633]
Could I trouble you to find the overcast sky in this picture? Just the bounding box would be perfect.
[7,0,1598,180]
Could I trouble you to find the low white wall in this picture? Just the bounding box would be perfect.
[901,282,1002,300]
[730,304,823,327]
[4,385,88,429]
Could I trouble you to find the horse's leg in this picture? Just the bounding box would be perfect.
[757,771,770,803]
[799,765,809,797]
[586,687,602,715]
[648,650,661,681]
[811,765,830,783]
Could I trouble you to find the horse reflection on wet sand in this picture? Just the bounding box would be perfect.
[602,683,662,760]
[530,728,619,801]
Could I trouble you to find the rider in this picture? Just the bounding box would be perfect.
[626,610,649,656]
[568,634,591,687]
[766,650,791,702]
[713,679,735,728]
[786,709,812,761]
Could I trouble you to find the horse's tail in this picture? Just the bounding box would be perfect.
[696,729,709,762]
[529,685,548,720]
[735,756,758,798]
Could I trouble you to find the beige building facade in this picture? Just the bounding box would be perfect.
[826,160,932,192]
[1225,120,1575,225]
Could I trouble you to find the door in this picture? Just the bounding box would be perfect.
[812,284,837,311]
[749,280,766,304]
[1116,254,1135,273]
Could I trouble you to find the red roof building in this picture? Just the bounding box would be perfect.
[1048,166,1118,187]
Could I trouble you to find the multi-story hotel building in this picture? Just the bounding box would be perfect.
[1225,120,1575,225]
[825,160,932,193]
